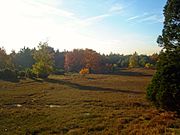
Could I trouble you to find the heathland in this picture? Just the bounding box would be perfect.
[0,68,180,135]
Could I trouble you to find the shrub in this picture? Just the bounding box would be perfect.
[18,71,26,79]
[32,62,52,78]
[79,68,89,75]
[145,63,154,69]
[0,68,17,80]
[25,68,36,79]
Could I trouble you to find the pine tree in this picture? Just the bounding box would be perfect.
[147,0,180,111]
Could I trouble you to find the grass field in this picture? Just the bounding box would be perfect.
[0,68,180,135]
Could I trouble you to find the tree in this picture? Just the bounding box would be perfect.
[54,50,65,70]
[0,47,8,69]
[149,53,159,66]
[128,52,139,68]
[117,55,130,68]
[157,0,180,50]
[107,53,122,64]
[84,49,103,73]
[139,55,150,67]
[13,47,35,70]
[147,0,180,111]
[32,42,55,78]
[64,49,84,72]
[9,50,16,69]
[0,47,12,69]
[64,49,106,73]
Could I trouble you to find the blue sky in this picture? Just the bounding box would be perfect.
[0,0,166,54]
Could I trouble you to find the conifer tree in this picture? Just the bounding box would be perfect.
[147,0,180,111]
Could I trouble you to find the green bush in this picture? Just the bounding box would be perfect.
[147,50,180,111]
[25,68,36,79]
[145,63,154,69]
[32,62,52,78]
[0,69,18,80]
[18,71,26,79]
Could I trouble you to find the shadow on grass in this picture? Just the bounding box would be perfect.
[107,71,153,77]
[0,78,20,83]
[103,68,155,77]
[45,78,145,95]
[31,78,44,83]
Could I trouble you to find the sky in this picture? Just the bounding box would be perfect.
[0,0,166,54]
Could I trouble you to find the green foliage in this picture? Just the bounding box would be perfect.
[147,0,180,112]
[106,54,130,68]
[129,52,139,68]
[158,0,180,49]
[149,53,159,67]
[32,42,55,78]
[54,50,65,70]
[13,47,35,70]
[147,50,180,111]
[17,69,36,79]
[107,53,122,64]
[145,63,154,69]
[25,68,36,79]
[0,47,12,69]
[32,61,52,78]
[139,55,150,67]
[18,71,26,79]
[0,68,17,80]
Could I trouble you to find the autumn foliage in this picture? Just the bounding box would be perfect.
[64,49,106,73]
[79,68,89,75]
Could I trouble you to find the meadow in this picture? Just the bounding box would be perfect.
[0,68,180,135]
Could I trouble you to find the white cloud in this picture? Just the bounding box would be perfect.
[139,15,163,23]
[109,3,123,12]
[127,12,163,23]
[19,0,74,18]
[127,15,140,21]
[76,14,110,27]
[76,3,125,27]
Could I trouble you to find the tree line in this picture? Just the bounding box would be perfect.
[0,42,158,80]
